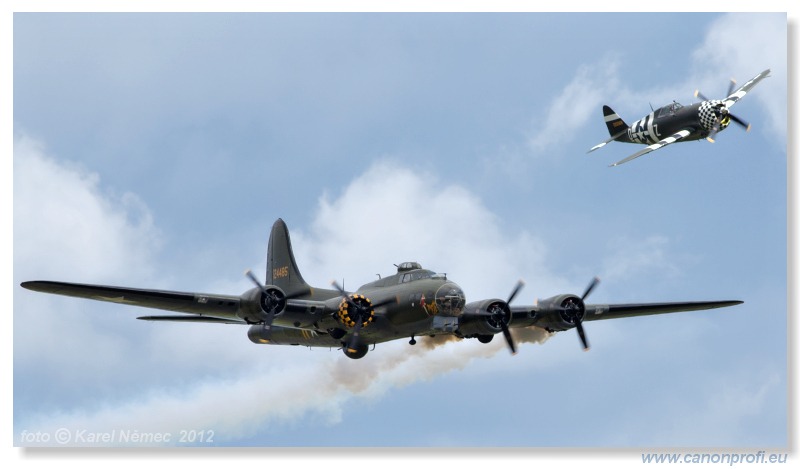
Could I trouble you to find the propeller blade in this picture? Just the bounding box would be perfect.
[346,319,364,354]
[706,117,721,143]
[262,310,276,333]
[330,280,357,308]
[500,322,517,355]
[581,277,600,301]
[727,78,737,98]
[330,280,347,296]
[575,319,590,351]
[729,113,751,131]
[694,89,709,101]
[506,279,525,304]
[245,270,266,292]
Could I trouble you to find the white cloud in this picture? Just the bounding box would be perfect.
[527,58,622,152]
[13,134,160,284]
[690,13,786,139]
[13,134,165,394]
[649,368,783,446]
[601,234,680,285]
[293,159,561,299]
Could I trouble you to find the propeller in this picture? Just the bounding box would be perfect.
[245,270,286,336]
[694,78,752,143]
[481,280,525,355]
[502,280,526,355]
[331,280,382,355]
[560,277,600,351]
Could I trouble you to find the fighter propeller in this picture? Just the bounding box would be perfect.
[694,78,752,143]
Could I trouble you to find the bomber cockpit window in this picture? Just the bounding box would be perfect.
[413,271,434,281]
[400,270,434,283]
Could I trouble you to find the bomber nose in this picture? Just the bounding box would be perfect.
[435,282,466,316]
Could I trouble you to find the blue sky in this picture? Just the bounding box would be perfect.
[7,5,794,463]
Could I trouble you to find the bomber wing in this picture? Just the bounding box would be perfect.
[582,300,743,321]
[20,280,242,322]
[610,129,692,167]
[509,298,741,351]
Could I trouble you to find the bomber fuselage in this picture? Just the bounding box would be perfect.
[247,263,467,348]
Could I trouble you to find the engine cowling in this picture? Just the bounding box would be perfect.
[457,298,511,338]
[534,294,585,332]
[237,285,287,324]
[336,294,375,329]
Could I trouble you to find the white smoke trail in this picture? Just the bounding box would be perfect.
[19,327,553,446]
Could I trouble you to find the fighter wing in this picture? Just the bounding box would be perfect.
[724,69,770,108]
[20,280,242,322]
[610,129,692,167]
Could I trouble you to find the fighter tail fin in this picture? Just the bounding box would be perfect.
[266,219,311,295]
[588,105,630,153]
[602,105,629,137]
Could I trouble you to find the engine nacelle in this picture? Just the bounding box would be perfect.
[534,294,584,332]
[237,285,287,324]
[336,294,375,329]
[457,298,510,338]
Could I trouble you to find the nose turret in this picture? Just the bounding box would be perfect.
[435,282,466,316]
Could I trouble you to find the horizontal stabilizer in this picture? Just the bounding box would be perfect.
[588,129,628,153]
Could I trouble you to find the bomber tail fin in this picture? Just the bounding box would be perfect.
[588,105,630,153]
[266,219,311,296]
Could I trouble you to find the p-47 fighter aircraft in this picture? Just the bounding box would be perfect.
[22,219,742,359]
[588,69,770,167]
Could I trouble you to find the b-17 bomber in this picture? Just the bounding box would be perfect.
[22,219,742,359]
